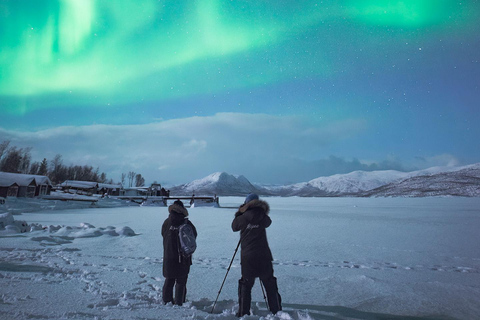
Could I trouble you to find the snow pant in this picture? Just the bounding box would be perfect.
[237,275,282,317]
[162,276,188,306]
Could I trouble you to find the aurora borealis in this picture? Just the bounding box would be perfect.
[1,0,479,185]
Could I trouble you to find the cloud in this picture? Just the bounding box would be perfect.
[1,112,471,185]
[256,155,408,185]
[0,113,368,185]
[413,154,460,168]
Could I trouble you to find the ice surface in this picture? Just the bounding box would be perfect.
[1,197,479,319]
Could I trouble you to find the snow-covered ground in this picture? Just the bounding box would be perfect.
[1,197,480,319]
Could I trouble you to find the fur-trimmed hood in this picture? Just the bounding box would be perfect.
[237,199,270,215]
[168,203,188,217]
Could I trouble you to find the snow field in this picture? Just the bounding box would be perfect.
[1,197,480,319]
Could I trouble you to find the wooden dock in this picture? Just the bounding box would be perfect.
[42,195,99,203]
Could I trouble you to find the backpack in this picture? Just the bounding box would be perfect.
[177,220,197,258]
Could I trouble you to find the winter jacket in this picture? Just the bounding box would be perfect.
[232,199,274,278]
[162,203,197,278]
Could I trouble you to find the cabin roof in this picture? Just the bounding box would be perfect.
[58,180,99,189]
[0,172,52,187]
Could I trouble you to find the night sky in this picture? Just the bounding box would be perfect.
[1,1,479,185]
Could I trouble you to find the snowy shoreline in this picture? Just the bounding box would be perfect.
[1,197,480,319]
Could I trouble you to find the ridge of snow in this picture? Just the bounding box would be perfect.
[363,164,480,197]
[269,164,480,196]
[168,162,480,197]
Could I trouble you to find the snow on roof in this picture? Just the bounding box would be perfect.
[59,180,99,189]
[0,172,52,187]
[98,183,122,189]
[124,187,149,191]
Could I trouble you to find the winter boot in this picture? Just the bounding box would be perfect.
[174,277,187,306]
[236,278,252,317]
[162,278,175,304]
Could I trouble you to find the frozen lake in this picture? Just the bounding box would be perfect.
[1,197,480,319]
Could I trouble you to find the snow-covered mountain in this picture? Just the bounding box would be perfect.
[169,172,261,196]
[265,165,473,197]
[268,170,412,196]
[361,163,480,197]
[170,164,480,198]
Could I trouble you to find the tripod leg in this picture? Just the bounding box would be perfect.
[261,275,282,315]
[211,237,242,313]
[260,279,269,310]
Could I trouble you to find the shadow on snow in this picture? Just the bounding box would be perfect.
[191,299,456,320]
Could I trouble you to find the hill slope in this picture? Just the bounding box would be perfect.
[361,164,480,197]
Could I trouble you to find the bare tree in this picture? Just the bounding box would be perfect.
[121,173,126,186]
[128,171,136,188]
[0,146,22,173]
[19,147,32,174]
[29,161,40,175]
[50,154,64,184]
[135,173,145,187]
[0,140,10,161]
[92,167,100,182]
[0,141,114,185]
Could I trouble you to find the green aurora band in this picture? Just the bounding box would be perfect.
[0,0,477,115]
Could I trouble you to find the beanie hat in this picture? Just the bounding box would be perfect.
[244,193,259,204]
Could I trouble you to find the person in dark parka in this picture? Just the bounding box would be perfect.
[161,200,197,305]
[232,193,282,317]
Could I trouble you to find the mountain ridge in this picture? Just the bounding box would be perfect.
[169,163,480,197]
[169,172,261,196]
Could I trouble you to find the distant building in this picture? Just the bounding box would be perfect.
[122,187,151,197]
[0,172,53,198]
[57,180,98,195]
[150,183,162,196]
[121,184,169,197]
[98,183,122,196]
[150,183,169,196]
[58,180,122,196]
